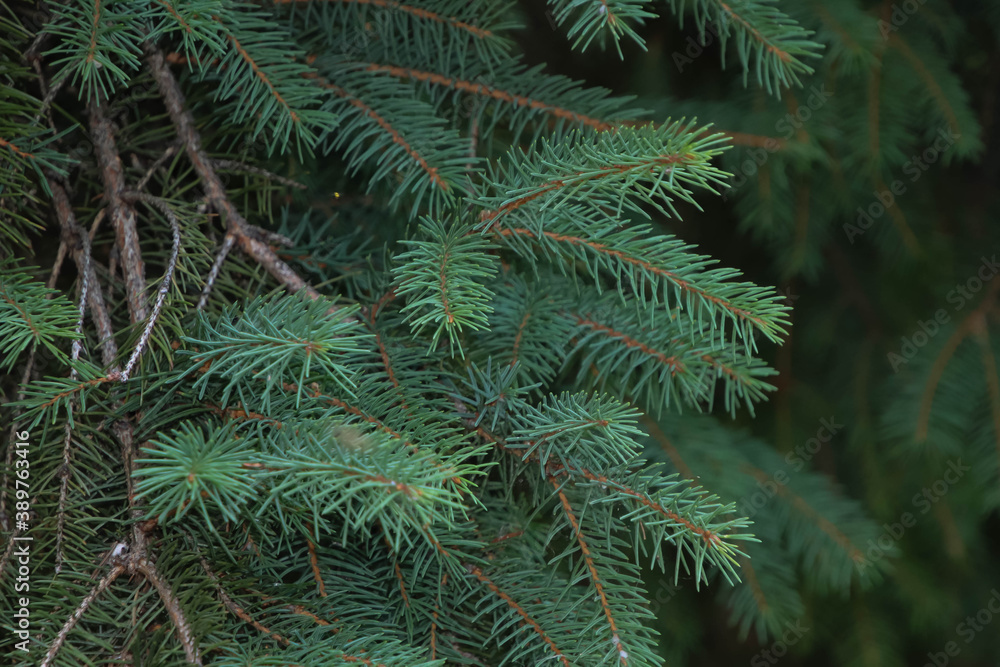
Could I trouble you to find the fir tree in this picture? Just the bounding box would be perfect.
[1,1,998,666]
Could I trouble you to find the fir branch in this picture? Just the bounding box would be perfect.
[144,44,325,301]
[278,0,500,41]
[365,62,617,132]
[666,0,823,93]
[552,481,630,665]
[467,564,571,666]
[546,0,656,55]
[393,218,498,355]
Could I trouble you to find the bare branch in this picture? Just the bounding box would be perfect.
[49,178,119,368]
[143,44,320,301]
[89,97,148,324]
[118,192,182,383]
[39,564,126,667]
[136,558,203,665]
[213,159,307,191]
[198,233,235,311]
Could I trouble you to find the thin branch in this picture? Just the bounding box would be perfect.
[118,192,182,382]
[39,564,126,667]
[55,253,90,573]
[89,96,148,325]
[136,142,180,192]
[198,233,235,310]
[135,558,203,665]
[213,159,307,190]
[49,178,119,368]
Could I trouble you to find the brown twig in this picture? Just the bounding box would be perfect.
[143,44,320,301]
[55,251,91,572]
[49,179,118,368]
[197,233,235,311]
[136,143,180,192]
[89,96,148,325]
[136,558,203,665]
[213,159,307,190]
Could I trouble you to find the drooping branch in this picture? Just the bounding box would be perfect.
[143,44,321,302]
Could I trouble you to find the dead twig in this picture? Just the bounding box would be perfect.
[136,558,203,665]
[39,564,126,667]
[89,96,148,325]
[143,44,320,302]
[118,192,182,382]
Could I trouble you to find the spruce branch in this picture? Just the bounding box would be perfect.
[144,44,324,302]
[666,0,823,94]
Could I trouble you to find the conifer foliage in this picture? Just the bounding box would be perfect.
[5,0,979,665]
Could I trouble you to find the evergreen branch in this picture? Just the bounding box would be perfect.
[182,295,367,412]
[201,558,292,646]
[475,121,727,228]
[915,284,1000,442]
[305,60,469,213]
[467,564,571,666]
[546,0,656,55]
[207,10,339,154]
[0,263,78,372]
[0,239,70,524]
[552,481,629,665]
[740,462,867,568]
[43,0,145,98]
[562,290,779,414]
[393,218,498,355]
[468,406,746,577]
[666,0,823,93]
[365,62,616,132]
[277,0,499,41]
